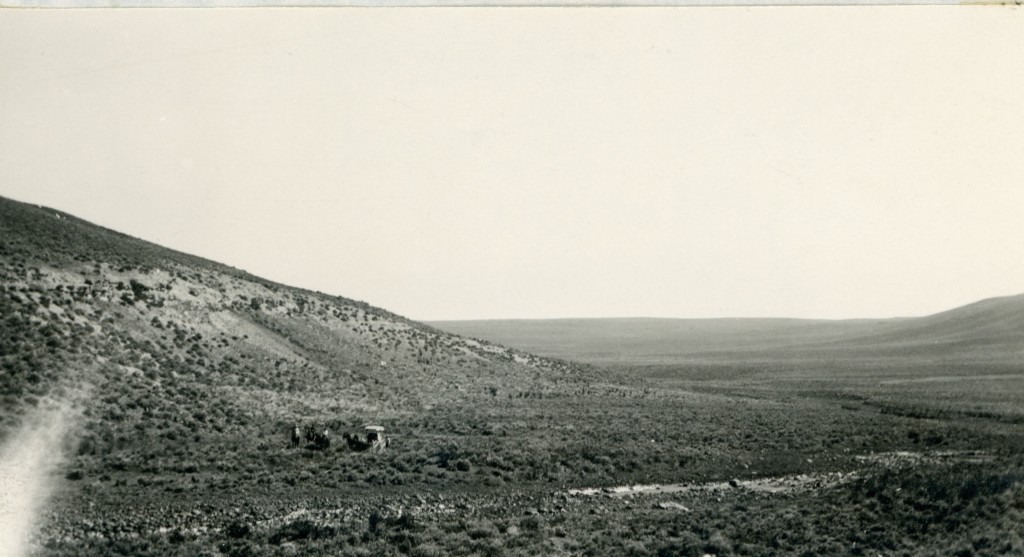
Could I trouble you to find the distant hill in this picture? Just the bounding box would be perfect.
[0,195,586,446]
[814,294,1024,359]
[430,295,1024,367]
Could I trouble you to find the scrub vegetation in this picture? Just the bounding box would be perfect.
[2,196,1023,556]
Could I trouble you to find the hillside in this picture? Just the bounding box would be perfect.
[431,294,1024,367]
[0,195,586,474]
[812,294,1024,360]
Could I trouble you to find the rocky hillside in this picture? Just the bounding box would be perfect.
[0,195,586,459]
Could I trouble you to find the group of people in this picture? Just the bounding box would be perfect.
[291,424,331,450]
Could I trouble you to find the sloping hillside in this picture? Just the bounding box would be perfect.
[0,195,585,466]
[810,294,1024,361]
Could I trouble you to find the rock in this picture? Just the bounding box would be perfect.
[657,501,691,511]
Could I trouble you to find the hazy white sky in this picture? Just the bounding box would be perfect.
[2,8,1023,320]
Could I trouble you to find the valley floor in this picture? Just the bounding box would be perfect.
[24,367,1024,557]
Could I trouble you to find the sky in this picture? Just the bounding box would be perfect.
[2,8,1023,321]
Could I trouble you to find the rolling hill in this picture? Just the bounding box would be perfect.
[430,296,1024,366]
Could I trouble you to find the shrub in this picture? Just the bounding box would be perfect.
[411,543,446,557]
[268,518,335,544]
[520,516,542,532]
[224,521,251,539]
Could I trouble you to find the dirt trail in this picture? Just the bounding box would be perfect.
[567,470,857,499]
[566,450,992,501]
[0,401,77,557]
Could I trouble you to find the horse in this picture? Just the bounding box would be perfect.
[307,428,330,450]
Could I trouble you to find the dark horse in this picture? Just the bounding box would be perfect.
[306,427,330,450]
